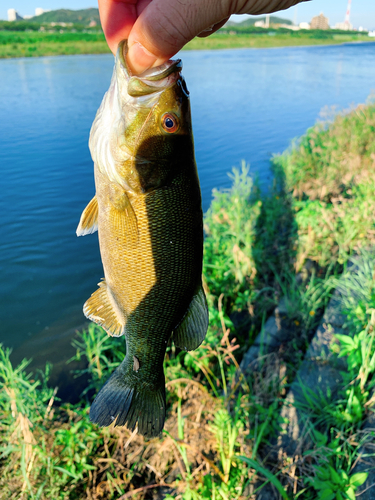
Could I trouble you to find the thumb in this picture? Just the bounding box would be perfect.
[127,0,228,74]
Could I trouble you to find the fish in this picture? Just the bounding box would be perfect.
[76,40,208,438]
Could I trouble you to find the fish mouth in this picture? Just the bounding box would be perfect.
[118,40,183,97]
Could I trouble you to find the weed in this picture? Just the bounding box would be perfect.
[203,161,260,314]
[53,410,100,481]
[272,266,336,332]
[69,322,125,396]
[239,456,291,500]
[306,464,367,500]
[272,100,375,269]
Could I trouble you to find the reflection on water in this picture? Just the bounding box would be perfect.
[1,43,375,369]
[17,59,30,96]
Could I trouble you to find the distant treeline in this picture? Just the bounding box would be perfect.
[0,20,102,33]
[0,8,101,31]
[219,25,367,36]
[1,20,363,38]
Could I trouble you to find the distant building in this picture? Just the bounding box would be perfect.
[310,13,330,30]
[7,8,23,21]
[282,24,300,30]
[89,20,97,27]
[369,31,375,37]
[50,22,73,27]
[335,21,353,31]
[299,22,310,30]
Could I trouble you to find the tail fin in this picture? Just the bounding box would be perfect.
[89,360,166,438]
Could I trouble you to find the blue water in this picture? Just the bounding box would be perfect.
[1,42,375,365]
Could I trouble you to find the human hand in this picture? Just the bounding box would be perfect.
[98,0,310,74]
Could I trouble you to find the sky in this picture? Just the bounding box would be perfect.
[2,0,375,29]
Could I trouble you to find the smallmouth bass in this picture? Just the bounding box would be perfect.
[77,41,208,437]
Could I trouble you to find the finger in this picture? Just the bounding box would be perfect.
[127,0,227,74]
[236,0,310,16]
[98,0,139,55]
[197,18,230,38]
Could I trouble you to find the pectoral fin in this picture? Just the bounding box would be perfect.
[173,285,209,351]
[83,280,124,337]
[76,196,98,236]
[109,184,139,246]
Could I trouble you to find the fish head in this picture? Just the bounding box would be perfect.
[90,40,195,194]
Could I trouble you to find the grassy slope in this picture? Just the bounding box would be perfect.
[273,101,375,270]
[0,101,374,498]
[0,29,373,58]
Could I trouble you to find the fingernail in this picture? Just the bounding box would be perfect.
[127,42,157,75]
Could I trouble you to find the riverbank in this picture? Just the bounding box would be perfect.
[0,29,373,58]
[185,30,374,50]
[1,98,374,499]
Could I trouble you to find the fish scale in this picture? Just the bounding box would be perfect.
[76,40,208,437]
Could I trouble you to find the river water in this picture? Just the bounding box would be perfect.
[1,42,375,375]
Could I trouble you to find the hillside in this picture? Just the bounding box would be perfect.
[225,15,293,27]
[32,8,100,26]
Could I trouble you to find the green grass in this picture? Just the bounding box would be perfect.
[203,165,261,315]
[273,98,375,270]
[0,30,110,58]
[1,99,375,498]
[0,28,373,59]
[185,30,373,51]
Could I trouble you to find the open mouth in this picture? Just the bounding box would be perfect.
[118,40,183,97]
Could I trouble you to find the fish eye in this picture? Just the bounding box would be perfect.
[161,113,179,133]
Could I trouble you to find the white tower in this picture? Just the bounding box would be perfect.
[8,8,23,21]
[344,0,352,27]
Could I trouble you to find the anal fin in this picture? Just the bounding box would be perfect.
[173,285,209,351]
[76,195,98,236]
[83,280,124,337]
